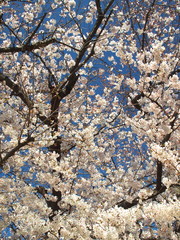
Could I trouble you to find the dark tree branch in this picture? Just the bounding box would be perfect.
[157,111,179,190]
[33,52,58,85]
[47,2,114,132]
[70,1,114,73]
[141,0,156,49]
[170,111,178,129]
[59,73,79,100]
[0,38,80,53]
[0,136,34,167]
[25,13,47,46]
[125,0,142,45]
[156,161,163,191]
[168,68,180,78]
[0,73,33,109]
[0,73,53,128]
[131,92,145,111]
[95,0,102,15]
[104,0,114,14]
[3,22,22,44]
[129,85,178,202]
[36,186,62,220]
[77,9,113,71]
[117,185,166,209]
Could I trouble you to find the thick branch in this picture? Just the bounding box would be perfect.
[104,0,114,14]
[168,68,180,78]
[49,73,79,131]
[0,73,53,129]
[95,0,102,15]
[117,185,166,209]
[0,38,79,53]
[0,137,34,167]
[47,6,114,129]
[70,0,114,73]
[0,73,33,109]
[156,112,179,190]
[141,0,156,49]
[131,92,145,111]
[156,161,163,191]
[36,186,62,220]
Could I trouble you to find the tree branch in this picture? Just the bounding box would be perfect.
[156,161,163,191]
[95,0,102,15]
[0,73,53,127]
[0,38,79,53]
[0,73,33,109]
[24,13,47,46]
[131,92,145,111]
[141,0,156,49]
[0,136,34,167]
[104,0,114,14]
[117,185,166,209]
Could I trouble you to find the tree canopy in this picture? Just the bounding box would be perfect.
[0,0,179,239]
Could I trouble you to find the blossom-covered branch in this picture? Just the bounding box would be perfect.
[0,0,179,239]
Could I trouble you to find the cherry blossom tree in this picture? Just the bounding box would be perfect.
[0,0,179,239]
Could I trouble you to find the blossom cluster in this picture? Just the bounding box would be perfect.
[0,0,179,239]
